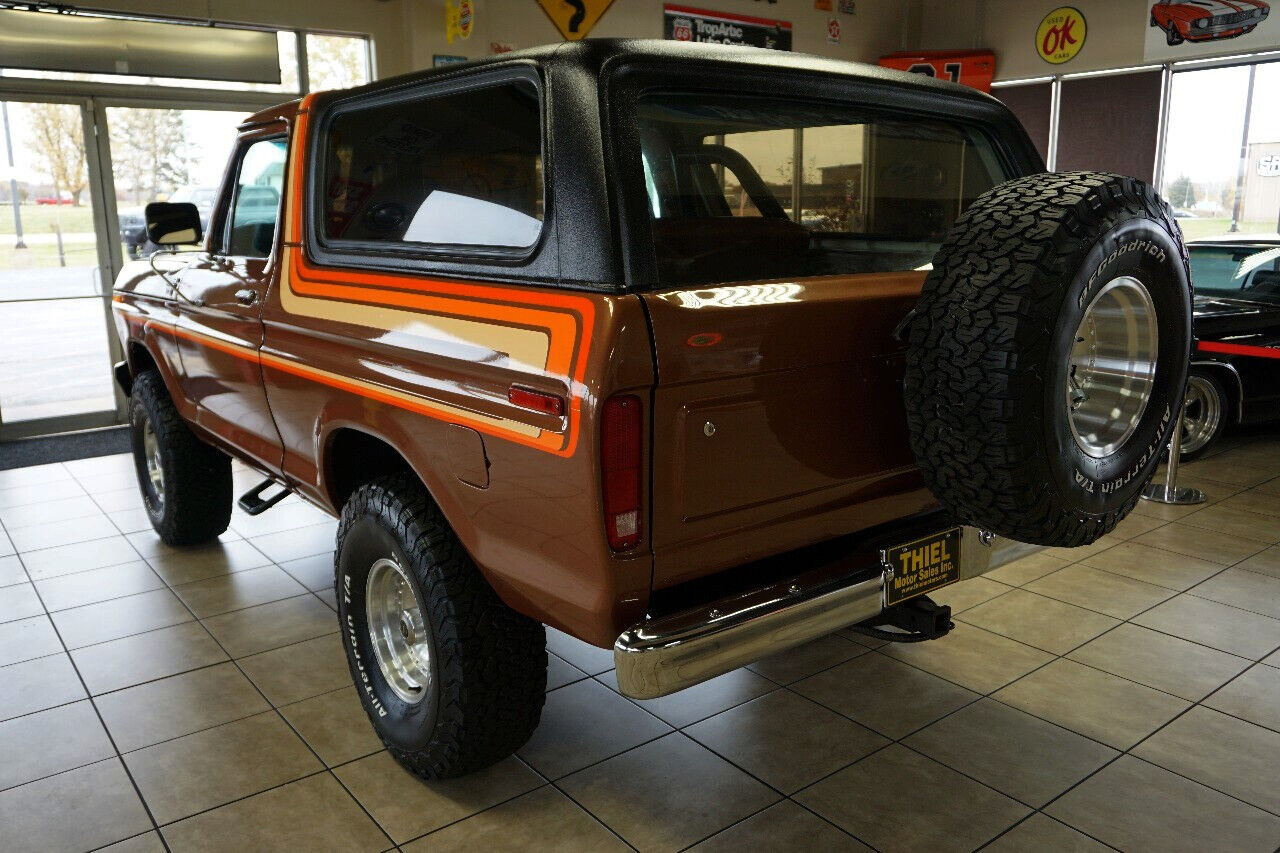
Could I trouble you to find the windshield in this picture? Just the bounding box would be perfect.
[1189,243,1280,304]
[636,93,1012,287]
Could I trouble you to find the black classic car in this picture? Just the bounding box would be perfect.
[1182,234,1280,458]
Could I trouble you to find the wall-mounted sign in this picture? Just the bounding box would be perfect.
[1036,6,1086,64]
[1259,153,1280,178]
[1145,1,1275,62]
[827,17,841,43]
[433,54,468,67]
[838,0,855,13]
[878,49,996,92]
[814,0,832,11]
[663,4,792,50]
[537,0,617,40]
[491,41,515,53]
[446,0,474,44]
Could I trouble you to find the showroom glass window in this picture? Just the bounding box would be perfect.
[1161,60,1280,241]
[636,94,1011,287]
[318,81,543,250]
[225,138,287,257]
[305,33,371,91]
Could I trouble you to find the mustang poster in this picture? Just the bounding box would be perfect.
[662,5,793,51]
[1145,0,1278,61]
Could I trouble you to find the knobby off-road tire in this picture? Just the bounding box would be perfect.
[129,369,232,545]
[904,171,1192,547]
[336,473,546,779]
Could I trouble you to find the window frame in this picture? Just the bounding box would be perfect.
[218,133,289,260]
[605,62,1038,291]
[305,65,549,269]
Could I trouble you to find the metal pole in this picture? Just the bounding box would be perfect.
[1,101,25,249]
[54,222,65,267]
[1141,395,1207,505]
[791,128,803,224]
[1230,63,1256,233]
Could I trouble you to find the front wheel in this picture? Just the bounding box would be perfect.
[1180,370,1228,461]
[336,473,546,779]
[129,370,232,545]
[1167,23,1184,45]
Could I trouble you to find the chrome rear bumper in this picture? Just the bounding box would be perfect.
[613,527,1034,699]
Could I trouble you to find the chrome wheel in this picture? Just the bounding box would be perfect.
[366,557,432,705]
[1067,276,1159,458]
[142,418,164,509]
[1180,374,1222,457]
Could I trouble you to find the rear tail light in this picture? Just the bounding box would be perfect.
[601,394,641,551]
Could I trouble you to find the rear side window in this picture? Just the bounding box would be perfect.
[319,80,543,251]
[636,93,1012,287]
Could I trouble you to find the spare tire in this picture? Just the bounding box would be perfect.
[904,171,1191,547]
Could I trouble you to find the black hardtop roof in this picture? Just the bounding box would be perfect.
[325,38,999,106]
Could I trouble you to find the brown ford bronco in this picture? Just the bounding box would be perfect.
[112,40,1192,779]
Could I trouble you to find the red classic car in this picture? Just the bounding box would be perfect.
[1151,0,1270,45]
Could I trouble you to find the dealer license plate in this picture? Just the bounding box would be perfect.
[883,527,962,606]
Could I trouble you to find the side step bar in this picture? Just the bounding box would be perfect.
[614,526,1030,699]
[237,478,292,516]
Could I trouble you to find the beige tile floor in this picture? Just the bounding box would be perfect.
[3,441,1280,852]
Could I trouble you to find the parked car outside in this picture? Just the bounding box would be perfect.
[166,185,219,232]
[117,207,148,259]
[1182,233,1280,458]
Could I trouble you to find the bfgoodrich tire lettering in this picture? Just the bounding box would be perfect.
[336,473,546,779]
[904,171,1192,547]
[129,369,232,545]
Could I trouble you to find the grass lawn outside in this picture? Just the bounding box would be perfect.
[0,203,96,235]
[0,240,101,271]
[1176,218,1279,241]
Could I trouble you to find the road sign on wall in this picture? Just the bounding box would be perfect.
[537,0,617,40]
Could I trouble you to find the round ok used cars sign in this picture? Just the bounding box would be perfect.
[1037,6,1087,64]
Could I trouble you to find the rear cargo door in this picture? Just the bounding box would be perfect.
[632,92,1014,590]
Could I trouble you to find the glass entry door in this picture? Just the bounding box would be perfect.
[0,98,252,439]
[104,106,247,262]
[0,98,117,436]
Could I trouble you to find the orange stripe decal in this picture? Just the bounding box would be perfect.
[273,93,596,457]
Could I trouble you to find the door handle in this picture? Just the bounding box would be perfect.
[235,289,258,306]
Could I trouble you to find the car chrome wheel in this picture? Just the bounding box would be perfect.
[366,557,433,705]
[1180,374,1222,457]
[142,417,164,509]
[1067,276,1160,459]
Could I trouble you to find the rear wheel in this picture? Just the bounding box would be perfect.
[129,370,232,545]
[904,171,1191,547]
[1179,370,1228,461]
[336,473,546,779]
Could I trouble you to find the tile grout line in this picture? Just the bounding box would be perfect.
[7,462,388,846]
[10,445,1280,849]
[101,537,398,850]
[0,508,176,853]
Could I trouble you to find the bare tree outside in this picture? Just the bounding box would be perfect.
[109,108,194,203]
[306,34,369,91]
[25,103,87,205]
